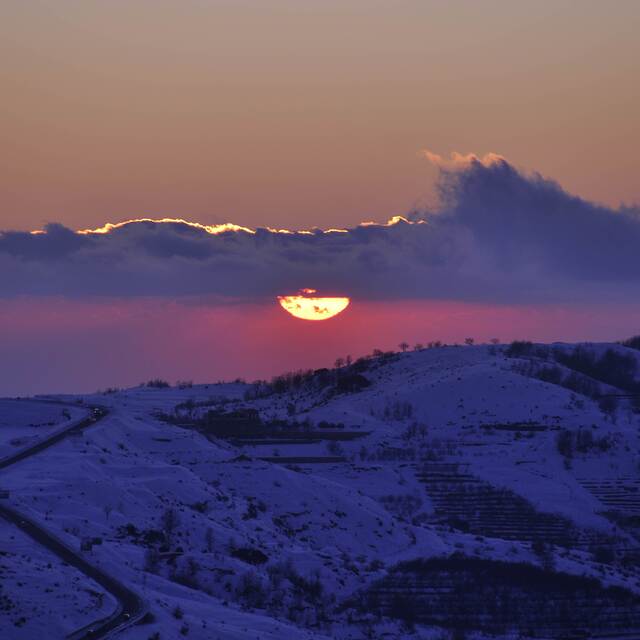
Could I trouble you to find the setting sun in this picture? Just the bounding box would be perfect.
[277,289,350,321]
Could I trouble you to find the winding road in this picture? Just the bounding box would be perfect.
[0,403,145,639]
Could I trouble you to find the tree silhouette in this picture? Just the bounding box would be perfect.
[205,527,214,553]
[161,507,180,547]
[399,342,409,352]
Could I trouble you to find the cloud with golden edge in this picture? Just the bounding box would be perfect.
[76,218,256,236]
[70,216,416,237]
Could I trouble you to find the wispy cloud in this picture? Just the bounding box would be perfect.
[421,149,506,170]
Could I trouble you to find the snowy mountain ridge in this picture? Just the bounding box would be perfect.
[2,340,640,639]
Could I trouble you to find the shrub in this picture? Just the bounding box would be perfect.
[160,508,180,546]
[383,401,414,421]
[557,428,612,458]
[380,494,423,520]
[389,594,417,629]
[505,341,534,357]
[621,335,640,351]
[554,346,637,392]
[245,363,370,398]
[235,571,267,608]
[562,372,600,398]
[531,540,546,556]
[172,558,201,589]
[143,548,160,573]
[326,441,345,456]
[189,500,208,514]
[593,546,615,564]
[335,372,370,394]
[362,555,638,634]
[598,395,618,417]
[556,430,574,458]
[138,612,156,625]
[536,365,564,385]
[172,605,184,619]
[146,378,170,388]
[511,354,604,399]
[401,422,428,442]
[230,546,268,565]
[575,428,594,452]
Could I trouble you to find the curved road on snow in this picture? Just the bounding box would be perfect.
[0,403,145,639]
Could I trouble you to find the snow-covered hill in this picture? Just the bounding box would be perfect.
[2,341,640,639]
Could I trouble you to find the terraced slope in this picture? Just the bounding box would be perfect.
[363,555,640,638]
[580,478,640,517]
[417,462,607,548]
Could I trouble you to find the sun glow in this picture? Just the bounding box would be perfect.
[278,289,350,321]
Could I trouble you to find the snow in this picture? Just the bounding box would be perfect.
[2,343,640,638]
[0,399,85,461]
[0,518,117,638]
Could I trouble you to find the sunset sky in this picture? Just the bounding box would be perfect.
[2,1,638,231]
[1,1,639,394]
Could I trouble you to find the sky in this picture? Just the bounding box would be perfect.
[1,1,638,231]
[1,1,639,394]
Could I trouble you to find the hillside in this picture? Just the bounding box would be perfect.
[1,341,640,639]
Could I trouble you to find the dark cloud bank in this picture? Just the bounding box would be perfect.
[2,155,639,304]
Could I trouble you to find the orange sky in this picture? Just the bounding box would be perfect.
[1,1,638,232]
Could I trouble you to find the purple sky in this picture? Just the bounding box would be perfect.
[3,297,640,397]
[2,154,640,394]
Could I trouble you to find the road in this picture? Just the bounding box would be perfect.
[0,403,145,639]
[0,405,104,470]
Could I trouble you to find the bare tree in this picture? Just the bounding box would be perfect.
[399,342,409,353]
[334,357,345,369]
[326,441,344,456]
[599,396,618,423]
[161,507,180,546]
[143,547,160,573]
[187,557,199,575]
[205,527,214,553]
[464,337,475,346]
[413,343,424,351]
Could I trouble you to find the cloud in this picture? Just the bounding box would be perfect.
[421,149,506,170]
[1,155,639,303]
